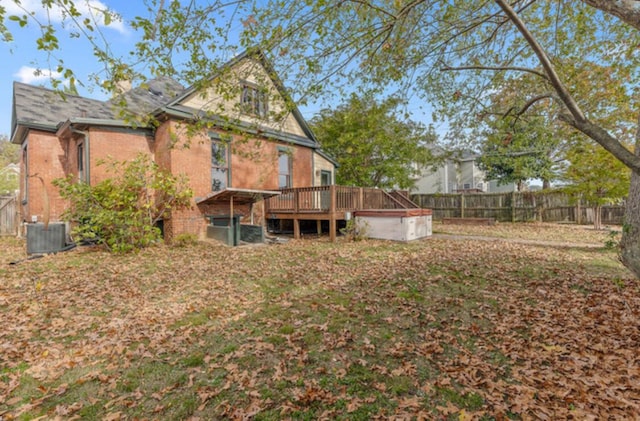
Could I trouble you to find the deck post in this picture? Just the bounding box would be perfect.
[358,187,364,210]
[294,189,299,213]
[294,218,300,239]
[317,220,322,235]
[330,185,337,242]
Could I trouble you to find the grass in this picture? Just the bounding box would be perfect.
[433,220,619,245]
[0,225,637,419]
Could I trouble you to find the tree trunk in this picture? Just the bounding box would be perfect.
[593,205,601,230]
[620,171,640,276]
[620,114,640,277]
[542,179,551,190]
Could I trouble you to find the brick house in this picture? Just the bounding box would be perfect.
[10,49,337,242]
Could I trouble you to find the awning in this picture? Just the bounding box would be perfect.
[195,187,281,206]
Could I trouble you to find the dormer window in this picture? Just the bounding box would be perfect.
[241,83,268,118]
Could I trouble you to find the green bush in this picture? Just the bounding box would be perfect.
[54,154,193,253]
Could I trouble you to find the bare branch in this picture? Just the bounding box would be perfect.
[513,93,555,117]
[494,0,640,172]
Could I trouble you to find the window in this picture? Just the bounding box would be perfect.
[77,142,85,182]
[21,145,28,202]
[320,170,332,186]
[278,150,291,188]
[241,83,268,118]
[211,134,230,191]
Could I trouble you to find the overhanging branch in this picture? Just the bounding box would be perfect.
[440,63,549,80]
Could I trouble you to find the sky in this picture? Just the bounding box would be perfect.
[0,0,438,142]
[1,0,256,139]
[0,0,142,137]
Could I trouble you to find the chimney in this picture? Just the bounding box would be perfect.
[115,80,132,95]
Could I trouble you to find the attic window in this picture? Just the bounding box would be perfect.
[241,83,268,118]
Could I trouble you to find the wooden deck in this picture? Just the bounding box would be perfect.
[265,185,419,241]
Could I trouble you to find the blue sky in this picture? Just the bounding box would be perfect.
[0,0,437,140]
[1,0,224,138]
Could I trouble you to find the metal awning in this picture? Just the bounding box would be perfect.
[195,188,281,206]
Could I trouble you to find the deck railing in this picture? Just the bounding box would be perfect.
[265,185,408,213]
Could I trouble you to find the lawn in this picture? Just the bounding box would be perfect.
[0,224,638,420]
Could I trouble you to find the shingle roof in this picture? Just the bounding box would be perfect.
[12,82,113,129]
[11,77,185,137]
[108,76,185,115]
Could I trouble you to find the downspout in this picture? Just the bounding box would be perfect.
[71,128,90,184]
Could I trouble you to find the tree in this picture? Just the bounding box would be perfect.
[53,154,193,253]
[563,141,631,229]
[477,117,560,192]
[475,74,574,191]
[0,134,20,195]
[4,0,640,274]
[310,93,436,189]
[243,0,640,273]
[0,134,20,166]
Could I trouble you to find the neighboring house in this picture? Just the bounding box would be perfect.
[0,163,19,195]
[412,152,517,194]
[10,49,337,241]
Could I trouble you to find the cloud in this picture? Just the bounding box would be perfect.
[13,66,62,84]
[1,0,127,34]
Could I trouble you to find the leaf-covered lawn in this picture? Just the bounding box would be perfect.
[434,221,619,245]
[0,227,638,420]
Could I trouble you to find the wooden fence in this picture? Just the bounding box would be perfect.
[0,195,18,236]
[411,191,625,225]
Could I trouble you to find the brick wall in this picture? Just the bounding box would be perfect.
[156,122,314,240]
[21,130,68,223]
[232,137,313,189]
[87,127,153,184]
[21,120,318,241]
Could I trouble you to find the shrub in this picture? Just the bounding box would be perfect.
[340,218,369,241]
[173,233,199,247]
[54,154,193,253]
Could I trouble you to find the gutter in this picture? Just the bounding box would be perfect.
[156,106,319,149]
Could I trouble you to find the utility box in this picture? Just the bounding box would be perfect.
[354,209,432,242]
[206,215,241,246]
[26,223,67,254]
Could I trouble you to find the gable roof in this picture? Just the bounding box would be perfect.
[160,49,321,148]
